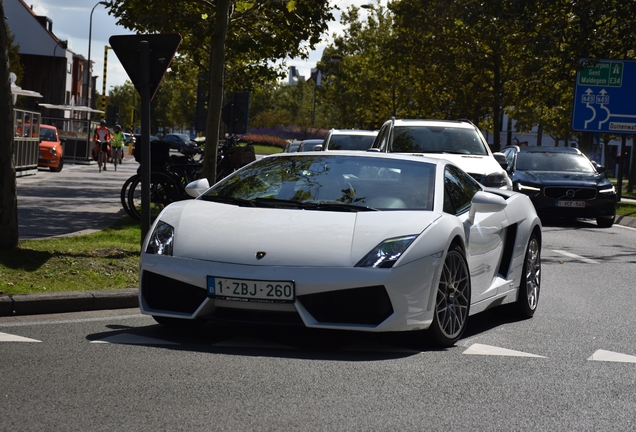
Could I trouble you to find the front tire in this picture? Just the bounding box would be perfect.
[430,245,471,347]
[50,157,64,172]
[596,215,614,228]
[516,232,541,317]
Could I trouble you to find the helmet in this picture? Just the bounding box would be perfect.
[100,120,107,125]
[114,124,121,130]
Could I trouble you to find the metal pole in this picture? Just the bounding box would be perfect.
[617,135,625,202]
[101,46,111,119]
[87,2,106,109]
[140,40,151,244]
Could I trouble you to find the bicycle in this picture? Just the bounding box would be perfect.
[120,138,254,220]
[216,135,256,180]
[120,143,203,220]
[95,140,109,172]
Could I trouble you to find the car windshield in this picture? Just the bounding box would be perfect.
[201,154,436,211]
[169,134,190,142]
[516,152,595,173]
[39,128,56,142]
[389,126,488,155]
[329,135,376,150]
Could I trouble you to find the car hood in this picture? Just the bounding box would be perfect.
[513,170,607,187]
[411,153,502,176]
[159,200,441,267]
[39,140,59,149]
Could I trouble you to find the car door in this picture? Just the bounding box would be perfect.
[443,165,506,303]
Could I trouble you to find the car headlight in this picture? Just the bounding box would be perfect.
[146,221,174,255]
[599,185,616,194]
[49,146,57,154]
[482,173,509,188]
[356,235,417,268]
[516,183,541,193]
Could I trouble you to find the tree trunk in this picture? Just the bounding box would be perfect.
[0,5,19,250]
[202,0,231,184]
[491,50,502,152]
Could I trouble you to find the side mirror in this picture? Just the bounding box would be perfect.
[591,160,606,174]
[468,191,507,223]
[313,144,323,151]
[493,152,508,170]
[185,178,210,198]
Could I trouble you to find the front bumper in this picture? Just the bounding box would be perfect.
[139,253,441,332]
[521,188,616,219]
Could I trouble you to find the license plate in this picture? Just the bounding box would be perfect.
[557,201,585,208]
[207,276,295,303]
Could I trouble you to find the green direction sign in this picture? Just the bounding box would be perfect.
[578,61,623,87]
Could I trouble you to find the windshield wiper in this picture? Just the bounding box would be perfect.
[252,198,318,209]
[252,198,377,212]
[313,202,378,212]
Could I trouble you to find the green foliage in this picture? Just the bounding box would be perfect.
[106,0,334,90]
[0,217,141,295]
[319,0,636,149]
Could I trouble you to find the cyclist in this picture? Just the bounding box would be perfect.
[111,124,125,165]
[93,120,112,171]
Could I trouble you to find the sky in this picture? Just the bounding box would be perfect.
[26,0,384,94]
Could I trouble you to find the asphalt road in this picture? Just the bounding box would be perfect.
[2,218,636,432]
[3,164,636,430]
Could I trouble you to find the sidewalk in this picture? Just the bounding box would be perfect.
[3,160,141,318]
[3,162,636,318]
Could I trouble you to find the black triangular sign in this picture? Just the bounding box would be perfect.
[109,34,182,101]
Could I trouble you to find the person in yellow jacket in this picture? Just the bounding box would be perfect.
[111,124,125,164]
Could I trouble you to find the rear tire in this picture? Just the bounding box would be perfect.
[430,244,471,347]
[120,174,139,219]
[516,233,541,318]
[128,171,181,221]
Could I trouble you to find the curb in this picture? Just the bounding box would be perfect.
[0,288,138,317]
[615,215,636,228]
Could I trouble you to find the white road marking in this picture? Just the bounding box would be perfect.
[588,349,636,363]
[213,337,297,350]
[91,333,179,345]
[551,249,600,264]
[0,331,41,342]
[342,340,421,354]
[463,343,545,358]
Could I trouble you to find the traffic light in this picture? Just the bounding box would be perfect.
[106,105,120,126]
[221,92,250,134]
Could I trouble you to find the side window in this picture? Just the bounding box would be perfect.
[374,123,391,151]
[444,165,480,215]
[503,148,515,170]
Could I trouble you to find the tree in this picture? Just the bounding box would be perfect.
[106,0,333,182]
[0,3,18,250]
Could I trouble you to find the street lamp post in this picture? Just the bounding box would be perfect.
[87,1,107,109]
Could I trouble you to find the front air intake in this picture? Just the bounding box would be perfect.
[141,271,207,314]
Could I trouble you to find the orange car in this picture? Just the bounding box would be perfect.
[38,124,64,172]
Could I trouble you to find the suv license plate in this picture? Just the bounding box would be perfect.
[557,201,585,208]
